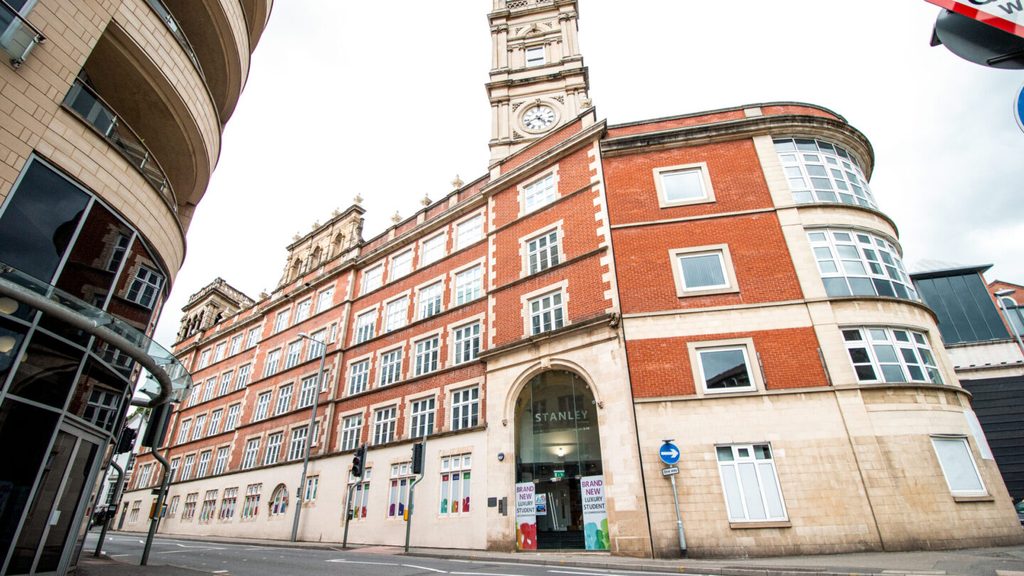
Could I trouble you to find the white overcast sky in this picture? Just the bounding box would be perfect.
[152,1,1024,347]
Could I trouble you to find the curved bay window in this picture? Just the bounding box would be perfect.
[808,228,917,301]
[774,137,877,209]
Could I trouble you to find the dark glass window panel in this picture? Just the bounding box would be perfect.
[842,329,863,341]
[873,345,899,363]
[701,349,751,389]
[7,332,86,409]
[854,365,876,381]
[0,160,89,284]
[907,365,924,381]
[53,201,131,306]
[91,338,137,378]
[848,348,871,363]
[927,367,943,384]
[0,316,30,383]
[36,439,97,572]
[849,277,875,296]
[900,348,918,363]
[107,237,165,332]
[881,365,906,382]
[795,139,817,151]
[872,278,896,298]
[68,358,129,432]
[823,278,851,297]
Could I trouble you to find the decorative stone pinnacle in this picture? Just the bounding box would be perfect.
[391,211,401,224]
[331,208,340,217]
[353,193,364,205]
[451,174,464,189]
[292,233,301,241]
[421,194,431,207]
[311,220,320,230]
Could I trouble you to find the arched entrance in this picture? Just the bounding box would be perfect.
[514,370,607,550]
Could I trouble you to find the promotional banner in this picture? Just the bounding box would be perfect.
[515,482,537,550]
[580,475,609,550]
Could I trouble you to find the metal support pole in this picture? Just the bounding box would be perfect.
[342,451,367,549]
[140,442,170,565]
[94,460,124,557]
[668,474,687,558]
[291,337,327,542]
[404,437,426,553]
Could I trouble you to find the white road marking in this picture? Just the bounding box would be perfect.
[212,571,230,574]
[402,564,447,573]
[158,548,224,555]
[548,571,624,576]
[108,554,133,558]
[448,559,556,569]
[326,559,400,565]
[450,572,531,576]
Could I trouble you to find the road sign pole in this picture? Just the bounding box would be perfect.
[669,474,687,557]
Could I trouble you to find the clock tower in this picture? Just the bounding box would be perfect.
[487,0,591,163]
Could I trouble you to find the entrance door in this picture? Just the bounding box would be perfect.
[5,426,101,575]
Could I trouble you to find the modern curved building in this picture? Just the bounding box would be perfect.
[0,0,271,574]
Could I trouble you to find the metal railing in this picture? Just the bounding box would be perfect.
[0,0,44,68]
[63,78,178,211]
[143,0,206,83]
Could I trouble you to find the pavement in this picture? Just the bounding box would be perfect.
[74,530,1024,576]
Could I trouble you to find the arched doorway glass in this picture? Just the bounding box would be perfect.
[514,370,607,550]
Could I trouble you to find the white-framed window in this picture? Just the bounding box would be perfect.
[354,310,376,344]
[213,342,226,363]
[167,495,180,517]
[454,266,483,305]
[387,249,411,280]
[451,386,479,431]
[275,383,293,415]
[229,334,243,356]
[288,426,309,461]
[304,475,319,502]
[264,432,283,465]
[385,296,409,332]
[361,264,383,295]
[199,489,218,523]
[241,483,262,520]
[196,450,212,478]
[269,484,289,516]
[347,469,371,520]
[420,233,446,266]
[843,326,943,384]
[187,386,200,407]
[136,463,152,489]
[456,215,484,250]
[528,291,565,335]
[224,404,241,431]
[341,414,363,452]
[169,458,180,482]
[306,330,326,361]
[653,163,714,207]
[219,487,237,520]
[523,173,556,213]
[180,454,195,481]
[716,444,787,522]
[773,138,876,209]
[241,438,260,469]
[348,359,370,395]
[180,494,197,521]
[526,230,560,275]
[525,45,545,67]
[670,245,738,296]
[213,446,229,475]
[931,436,987,497]
[285,340,302,369]
[245,327,260,349]
[373,405,397,445]
[439,454,472,516]
[208,409,223,436]
[235,364,252,390]
[263,349,281,377]
[253,391,272,421]
[218,371,232,396]
[295,299,312,323]
[197,350,211,370]
[202,378,215,402]
[418,282,443,319]
[695,345,757,394]
[808,229,917,301]
[273,309,290,333]
[414,336,440,376]
[379,348,403,386]
[316,287,334,313]
[126,265,164,309]
[177,419,192,444]
[298,375,318,408]
[410,397,435,438]
[387,463,413,518]
[129,500,141,524]
[453,323,481,365]
[192,414,207,440]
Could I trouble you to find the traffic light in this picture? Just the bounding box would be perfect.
[351,444,366,477]
[115,427,137,454]
[411,442,424,475]
[140,403,172,449]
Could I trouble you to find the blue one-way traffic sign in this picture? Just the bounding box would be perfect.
[659,441,680,465]
[1015,82,1024,135]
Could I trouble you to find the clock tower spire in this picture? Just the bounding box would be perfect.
[487,0,591,163]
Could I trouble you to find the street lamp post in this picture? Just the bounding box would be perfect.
[994,289,1024,355]
[290,332,327,542]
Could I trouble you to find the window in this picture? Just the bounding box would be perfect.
[273,309,290,333]
[453,323,481,364]
[263,349,281,377]
[219,487,238,520]
[410,397,435,438]
[136,463,152,489]
[218,371,232,396]
[295,299,312,323]
[451,386,480,431]
[199,490,218,523]
[385,297,408,332]
[696,346,756,393]
[126,265,164,309]
[180,455,195,481]
[242,484,262,520]
[177,419,192,444]
[529,291,565,335]
[773,138,876,209]
[527,230,560,274]
[298,375,318,408]
[808,229,917,301]
[306,330,326,361]
[316,287,334,313]
[843,327,943,384]
[440,454,472,516]
[187,386,200,407]
[361,264,383,295]
[181,493,197,521]
[169,458,180,482]
[288,426,309,461]
[654,163,714,207]
[107,233,130,272]
[347,469,371,520]
[213,342,226,363]
[523,173,556,212]
[275,384,293,415]
[716,444,787,522]
[264,432,283,465]
[672,247,737,295]
[304,476,319,502]
[456,215,483,249]
[455,266,483,305]
[388,463,413,518]
[197,350,211,370]
[354,311,376,344]
[379,348,403,386]
[224,404,241,431]
[246,327,260,349]
[235,364,252,390]
[420,234,446,266]
[269,484,289,516]
[932,437,986,497]
[253,391,272,421]
[213,447,229,475]
[196,450,212,478]
[167,495,180,517]
[414,336,440,376]
[208,409,223,436]
[525,45,545,67]
[241,438,260,469]
[418,282,443,319]
[129,500,141,524]
[390,250,413,280]
[285,340,302,369]
[348,360,370,395]
[202,378,215,402]
[229,334,243,356]
[373,406,397,445]
[192,414,207,440]
[341,414,363,452]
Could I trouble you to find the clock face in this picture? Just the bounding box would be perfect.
[523,105,556,131]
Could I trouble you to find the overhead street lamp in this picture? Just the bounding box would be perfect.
[290,332,328,542]
[994,289,1024,355]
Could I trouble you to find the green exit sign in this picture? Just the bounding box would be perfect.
[554,470,565,479]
